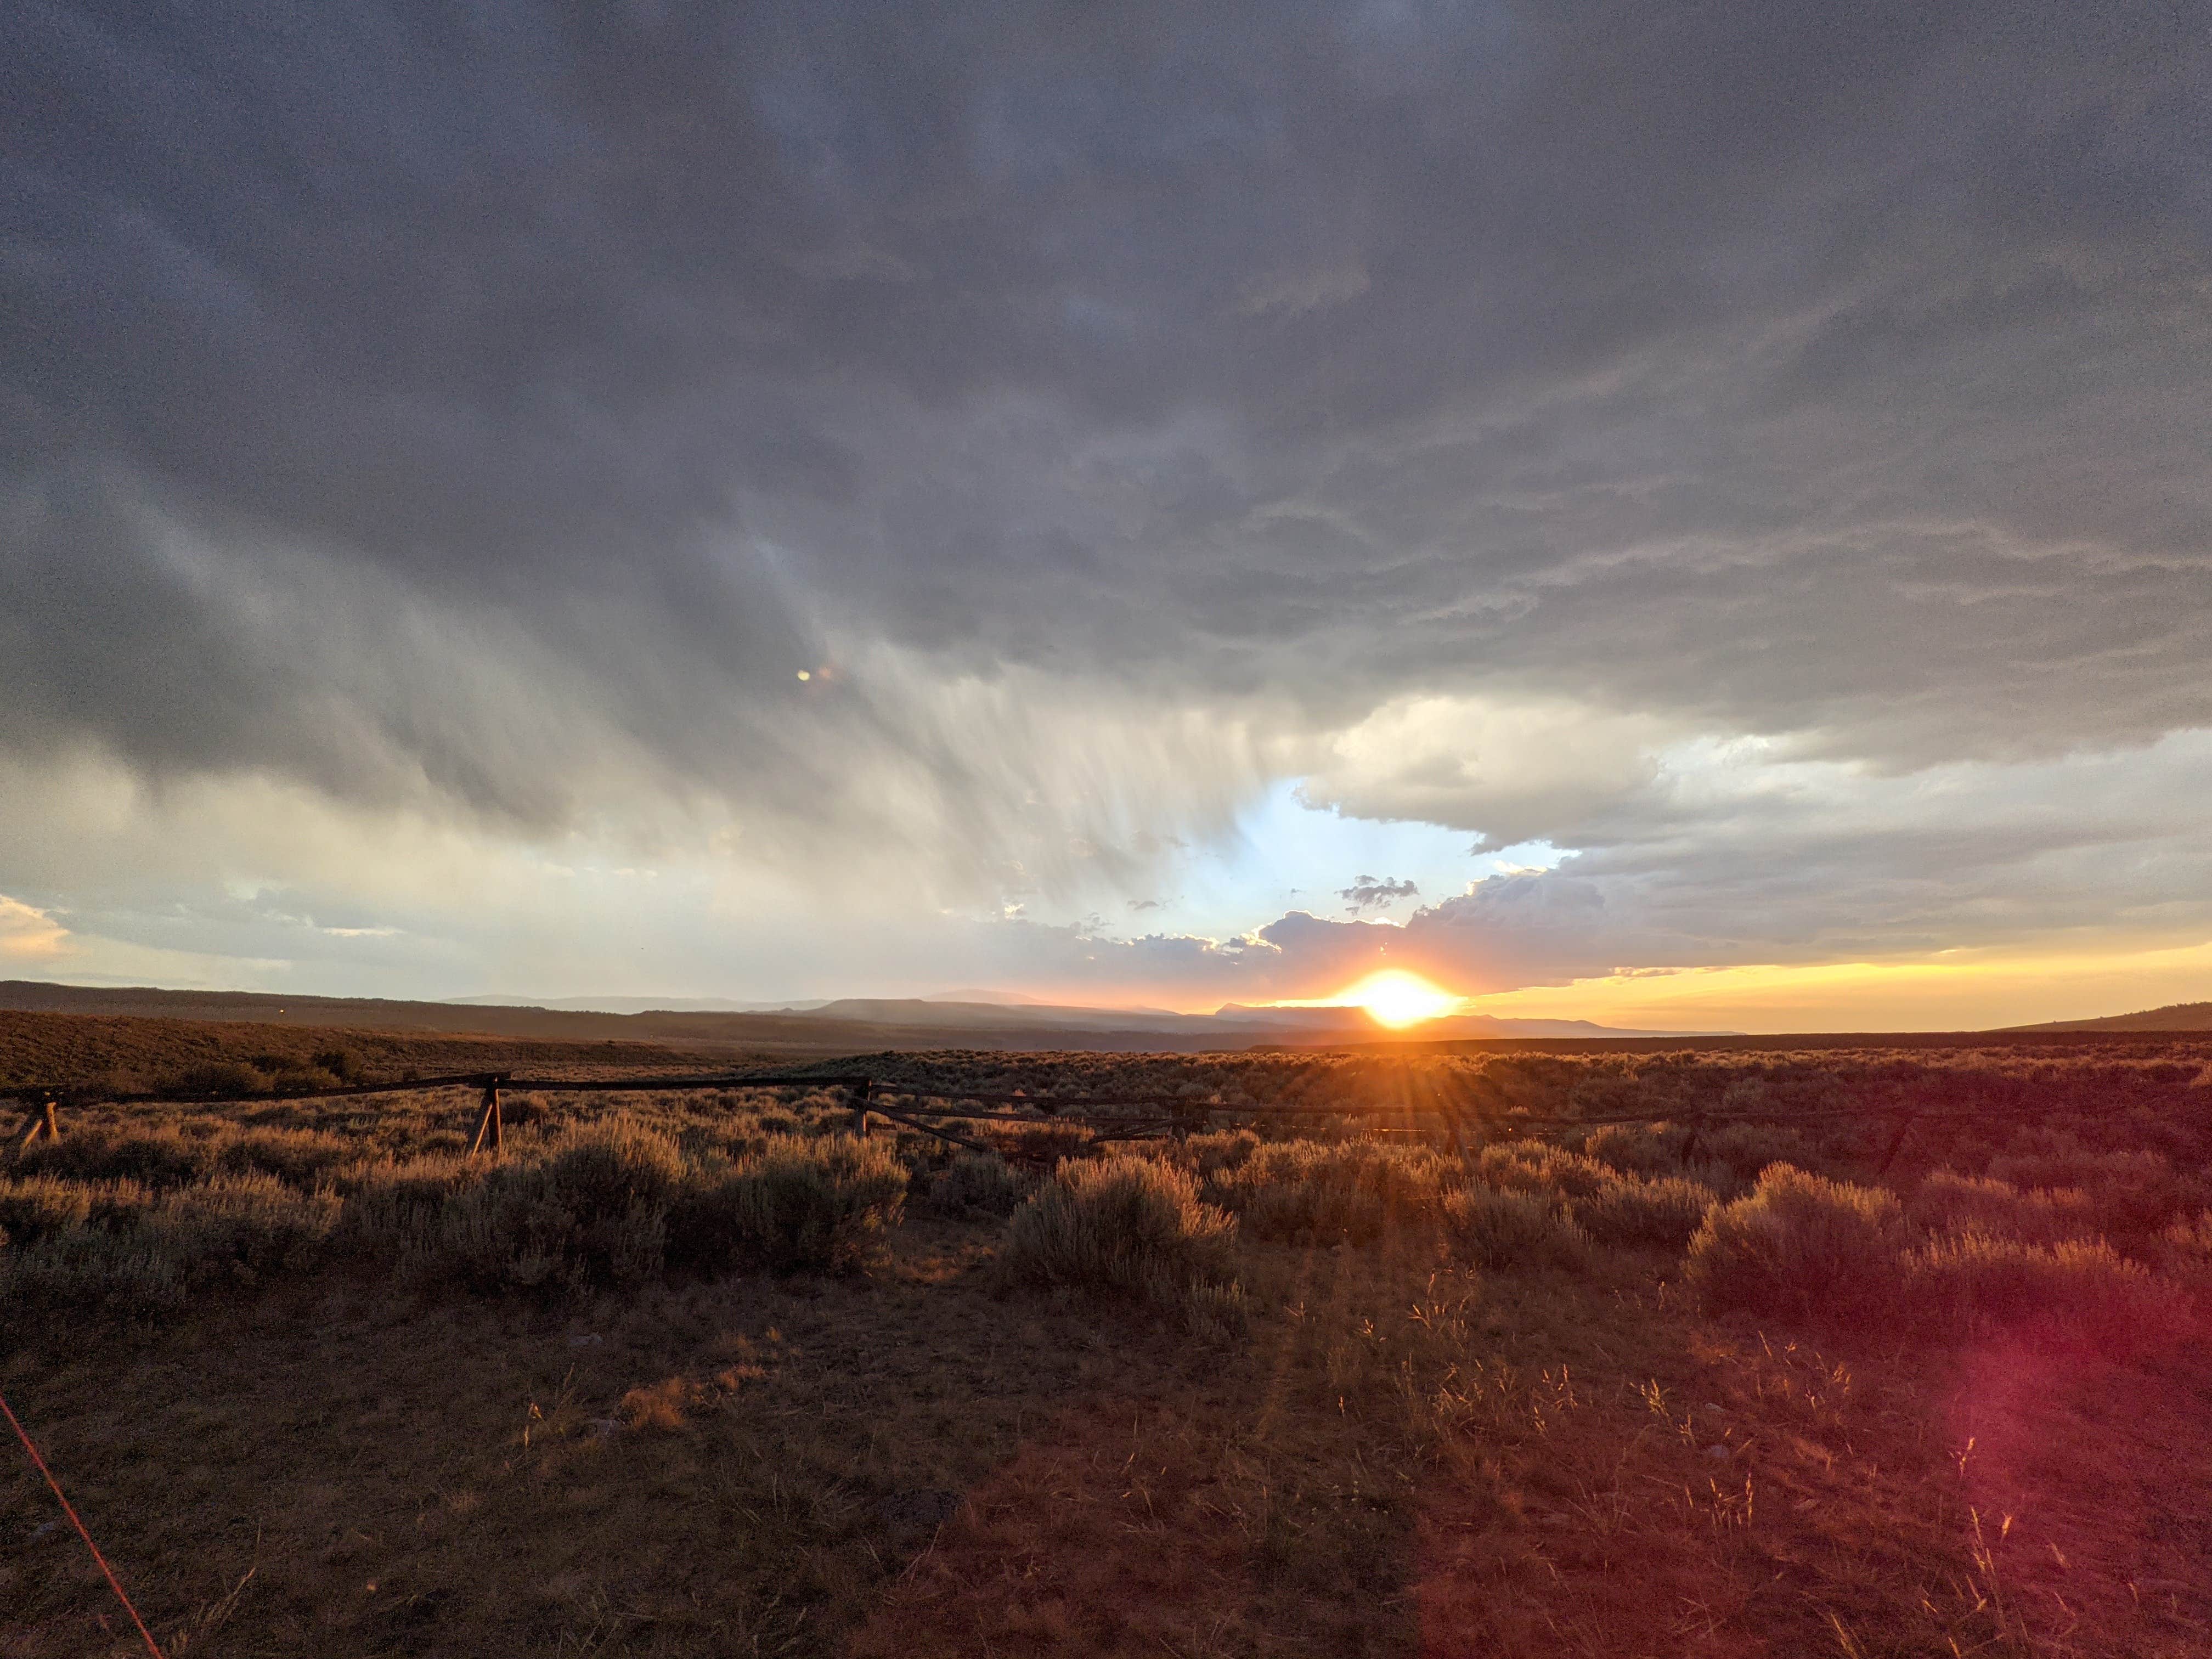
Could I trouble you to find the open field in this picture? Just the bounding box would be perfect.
[4,1028,2211,1656]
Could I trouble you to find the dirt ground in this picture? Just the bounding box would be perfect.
[7,1212,2209,1657]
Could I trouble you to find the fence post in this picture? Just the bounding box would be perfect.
[469,1077,504,1155]
[849,1079,873,1138]
[1874,1113,1916,1176]
[14,1098,59,1155]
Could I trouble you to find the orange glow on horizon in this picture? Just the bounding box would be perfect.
[1018,935,2212,1031]
[1457,936,2212,1032]
[1336,969,1464,1028]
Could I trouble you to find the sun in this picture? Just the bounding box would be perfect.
[1339,969,1463,1029]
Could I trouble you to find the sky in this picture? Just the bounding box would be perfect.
[3,2,2210,1031]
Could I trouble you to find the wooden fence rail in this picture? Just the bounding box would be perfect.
[1,1064,2135,1171]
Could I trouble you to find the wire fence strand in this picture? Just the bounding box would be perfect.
[1,1388,165,1657]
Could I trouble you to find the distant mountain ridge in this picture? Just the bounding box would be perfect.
[788,997,1702,1039]
[1211,1003,1699,1039]
[2008,1001,2212,1033]
[452,994,830,1014]
[0,979,1698,1050]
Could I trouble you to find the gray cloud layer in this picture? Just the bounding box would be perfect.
[5,2,2210,995]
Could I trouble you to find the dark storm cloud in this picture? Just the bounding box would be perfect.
[4,0,2209,884]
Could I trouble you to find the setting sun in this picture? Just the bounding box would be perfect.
[1339,969,1463,1029]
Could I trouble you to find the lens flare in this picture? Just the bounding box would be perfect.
[1340,969,1462,1028]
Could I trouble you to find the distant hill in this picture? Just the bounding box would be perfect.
[794,997,1702,1039]
[799,997,1205,1032]
[2007,1001,2212,1033]
[0,980,1221,1054]
[0,979,1692,1053]
[451,994,830,1014]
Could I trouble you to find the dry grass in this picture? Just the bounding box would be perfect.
[4,1034,2211,1655]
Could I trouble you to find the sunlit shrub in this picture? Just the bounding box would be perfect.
[407,1124,686,1294]
[23,1120,363,1195]
[151,1171,341,1280]
[332,1154,477,1252]
[1002,1155,1241,1329]
[1581,1122,1691,1177]
[216,1126,357,1189]
[546,1124,689,1218]
[1985,1148,2207,1240]
[1571,1175,1717,1252]
[1904,1232,2186,1344]
[1906,1171,2102,1246]
[1205,1139,1447,1244]
[1441,1186,1592,1270]
[673,1133,909,1273]
[1181,1130,1260,1178]
[18,1125,218,1189]
[1474,1140,1613,1201]
[332,1152,477,1205]
[0,1172,337,1319]
[1685,1165,1906,1325]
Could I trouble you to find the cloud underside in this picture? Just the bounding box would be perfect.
[1340,874,1419,914]
[4,2,2210,1002]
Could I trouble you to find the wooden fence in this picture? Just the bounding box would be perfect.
[2,1062,2136,1172]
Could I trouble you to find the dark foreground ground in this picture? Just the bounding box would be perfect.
[3,1026,2210,1656]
